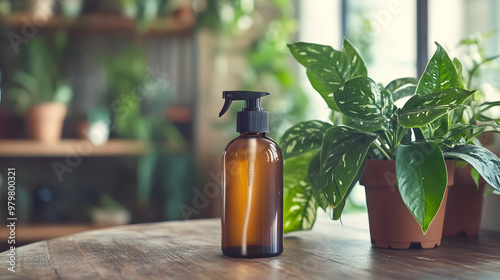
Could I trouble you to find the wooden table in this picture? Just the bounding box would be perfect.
[1,213,500,279]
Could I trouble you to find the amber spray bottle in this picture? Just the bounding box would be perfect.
[219,91,283,258]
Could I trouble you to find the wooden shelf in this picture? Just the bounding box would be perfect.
[0,139,148,157]
[0,224,111,242]
[0,6,195,36]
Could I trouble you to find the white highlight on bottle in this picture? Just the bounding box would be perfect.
[242,137,257,255]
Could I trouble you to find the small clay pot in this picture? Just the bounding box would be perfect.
[443,164,486,236]
[25,102,67,143]
[360,160,455,249]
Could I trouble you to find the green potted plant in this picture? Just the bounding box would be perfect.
[442,32,500,236]
[103,46,187,209]
[8,33,73,143]
[76,106,111,145]
[90,194,131,226]
[280,39,500,249]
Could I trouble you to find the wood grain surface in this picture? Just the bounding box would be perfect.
[0,140,148,157]
[1,213,500,279]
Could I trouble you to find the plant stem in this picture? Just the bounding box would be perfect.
[383,130,394,152]
[467,55,500,89]
[373,141,392,160]
[396,127,408,146]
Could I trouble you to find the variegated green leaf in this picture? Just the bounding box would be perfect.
[334,76,394,131]
[416,42,463,95]
[443,144,500,191]
[346,117,391,133]
[320,126,378,207]
[398,88,475,127]
[307,151,328,211]
[283,150,322,233]
[288,40,367,111]
[396,141,447,233]
[341,39,367,79]
[280,120,332,159]
[331,157,367,220]
[453,57,463,77]
[305,70,340,110]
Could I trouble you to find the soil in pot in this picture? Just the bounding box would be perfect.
[443,164,486,236]
[25,102,67,143]
[360,160,455,249]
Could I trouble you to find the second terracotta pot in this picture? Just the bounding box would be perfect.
[443,164,486,236]
[360,160,455,249]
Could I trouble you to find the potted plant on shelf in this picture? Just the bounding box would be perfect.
[8,33,73,143]
[103,46,189,217]
[442,32,500,236]
[280,39,500,249]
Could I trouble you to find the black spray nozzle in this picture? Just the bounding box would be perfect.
[219,91,270,117]
[219,90,271,133]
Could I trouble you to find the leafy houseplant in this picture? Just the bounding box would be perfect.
[8,33,73,142]
[281,39,500,247]
[441,32,500,236]
[103,46,188,210]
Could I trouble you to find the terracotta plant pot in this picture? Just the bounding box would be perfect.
[360,160,455,249]
[443,164,486,236]
[25,102,67,143]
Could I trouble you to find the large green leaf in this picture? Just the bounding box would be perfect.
[442,144,500,191]
[335,77,393,119]
[283,150,322,233]
[331,157,368,220]
[346,117,391,133]
[414,44,462,137]
[288,40,367,111]
[453,57,463,78]
[341,39,368,79]
[334,76,393,131]
[398,87,475,127]
[305,70,340,111]
[307,151,328,211]
[395,141,447,233]
[320,126,378,207]
[280,120,332,159]
[416,42,463,95]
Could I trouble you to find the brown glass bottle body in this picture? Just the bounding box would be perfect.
[221,132,283,258]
